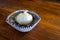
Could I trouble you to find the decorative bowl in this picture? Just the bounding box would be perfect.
[6,10,41,32]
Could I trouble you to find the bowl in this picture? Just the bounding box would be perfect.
[6,10,41,32]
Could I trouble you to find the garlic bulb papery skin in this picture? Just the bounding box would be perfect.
[15,10,33,25]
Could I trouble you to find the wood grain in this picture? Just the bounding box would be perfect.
[0,0,60,40]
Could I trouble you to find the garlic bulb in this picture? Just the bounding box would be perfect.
[15,10,33,25]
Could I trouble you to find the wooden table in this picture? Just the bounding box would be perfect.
[0,0,60,40]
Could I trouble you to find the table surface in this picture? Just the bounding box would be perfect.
[0,0,60,40]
